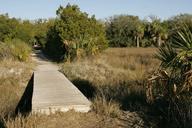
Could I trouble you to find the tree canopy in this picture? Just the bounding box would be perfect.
[44,4,108,61]
[106,15,144,47]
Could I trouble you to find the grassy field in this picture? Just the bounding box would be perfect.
[61,48,159,110]
[60,48,160,126]
[0,48,160,128]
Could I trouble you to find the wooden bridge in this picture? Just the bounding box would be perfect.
[16,51,91,115]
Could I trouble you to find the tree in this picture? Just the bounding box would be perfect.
[167,14,192,44]
[15,20,35,44]
[134,21,144,47]
[33,18,55,48]
[45,4,108,61]
[0,14,18,41]
[148,17,168,47]
[106,15,144,47]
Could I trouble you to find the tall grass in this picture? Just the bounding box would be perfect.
[0,57,33,128]
[0,60,33,117]
[60,48,159,112]
[4,111,119,128]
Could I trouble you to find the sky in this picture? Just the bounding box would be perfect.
[0,0,191,20]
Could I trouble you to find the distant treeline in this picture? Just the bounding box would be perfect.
[0,4,192,61]
[106,14,192,48]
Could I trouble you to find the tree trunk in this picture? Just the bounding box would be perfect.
[136,36,140,48]
[158,36,162,47]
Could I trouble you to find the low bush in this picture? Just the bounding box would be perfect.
[0,39,31,62]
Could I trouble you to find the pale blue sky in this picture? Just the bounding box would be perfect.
[0,0,191,20]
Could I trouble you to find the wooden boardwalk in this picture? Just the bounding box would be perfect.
[31,51,91,114]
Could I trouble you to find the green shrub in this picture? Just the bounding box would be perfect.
[0,39,31,61]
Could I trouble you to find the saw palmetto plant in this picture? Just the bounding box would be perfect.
[147,24,192,127]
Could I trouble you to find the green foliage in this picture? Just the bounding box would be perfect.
[33,19,55,48]
[0,14,17,41]
[156,44,178,68]
[15,20,35,44]
[106,15,144,47]
[167,14,192,44]
[45,4,108,61]
[0,12,191,53]
[157,24,192,70]
[148,24,192,127]
[0,14,52,48]
[0,39,31,61]
[148,17,168,47]
[172,25,192,50]
[105,15,170,47]
[0,14,34,44]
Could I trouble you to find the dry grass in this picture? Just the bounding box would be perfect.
[92,96,122,118]
[0,60,34,123]
[4,111,119,128]
[60,48,160,120]
[61,48,158,85]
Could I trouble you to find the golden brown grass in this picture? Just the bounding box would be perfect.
[0,60,34,117]
[61,48,158,84]
[4,111,119,128]
[60,48,160,119]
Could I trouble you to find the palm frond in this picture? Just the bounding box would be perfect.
[172,24,192,50]
[155,44,178,68]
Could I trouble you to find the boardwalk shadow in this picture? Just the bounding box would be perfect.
[34,50,59,62]
[0,119,5,128]
[72,79,96,99]
[33,50,49,61]
[15,73,34,116]
[71,79,148,111]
